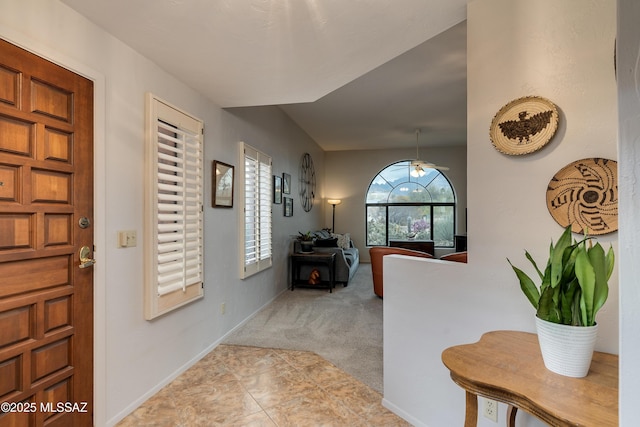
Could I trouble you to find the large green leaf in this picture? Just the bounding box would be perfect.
[572,287,583,326]
[606,245,615,280]
[508,259,540,309]
[550,226,573,288]
[525,250,544,281]
[560,278,579,324]
[575,243,596,326]
[589,242,610,321]
[560,244,578,284]
[537,286,559,323]
[540,257,552,296]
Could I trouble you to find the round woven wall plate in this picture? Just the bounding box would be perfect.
[490,96,559,155]
[546,158,618,235]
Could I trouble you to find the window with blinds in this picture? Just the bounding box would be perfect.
[144,93,204,319]
[240,143,272,278]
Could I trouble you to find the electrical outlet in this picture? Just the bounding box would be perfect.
[483,398,498,422]
[221,303,226,314]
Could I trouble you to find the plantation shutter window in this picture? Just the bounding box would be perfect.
[145,94,204,319]
[241,143,272,278]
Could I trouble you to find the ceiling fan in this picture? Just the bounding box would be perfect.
[410,129,449,177]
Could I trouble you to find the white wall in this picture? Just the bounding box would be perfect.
[384,1,618,426]
[617,0,640,424]
[324,145,467,262]
[0,1,324,425]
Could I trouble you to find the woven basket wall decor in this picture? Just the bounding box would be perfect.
[546,158,618,235]
[490,96,559,155]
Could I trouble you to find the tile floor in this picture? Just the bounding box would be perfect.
[116,344,411,426]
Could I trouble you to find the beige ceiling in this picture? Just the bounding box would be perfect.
[61,0,467,151]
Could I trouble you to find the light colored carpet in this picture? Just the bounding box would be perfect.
[223,264,383,392]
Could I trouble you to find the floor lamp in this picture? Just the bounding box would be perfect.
[327,199,342,232]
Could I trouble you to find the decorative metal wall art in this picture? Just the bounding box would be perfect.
[299,153,316,212]
[490,96,559,155]
[546,158,618,235]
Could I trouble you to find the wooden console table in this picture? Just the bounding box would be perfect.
[388,239,434,255]
[441,331,618,427]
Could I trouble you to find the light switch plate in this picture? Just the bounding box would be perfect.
[118,230,137,248]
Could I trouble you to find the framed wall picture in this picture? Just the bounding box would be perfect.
[213,160,234,208]
[284,197,293,217]
[282,172,291,194]
[273,175,282,204]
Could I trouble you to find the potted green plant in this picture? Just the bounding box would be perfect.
[297,231,315,253]
[508,225,614,377]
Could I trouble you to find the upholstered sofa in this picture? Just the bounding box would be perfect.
[293,230,359,285]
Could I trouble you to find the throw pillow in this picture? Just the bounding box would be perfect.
[315,237,338,247]
[331,233,351,249]
[314,230,331,239]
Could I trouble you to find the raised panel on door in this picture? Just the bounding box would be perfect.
[0,39,93,426]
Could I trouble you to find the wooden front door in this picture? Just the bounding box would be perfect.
[0,39,94,426]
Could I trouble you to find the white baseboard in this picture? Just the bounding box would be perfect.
[106,288,287,427]
[382,398,430,427]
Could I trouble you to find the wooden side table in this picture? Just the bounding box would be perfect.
[441,331,618,427]
[290,252,336,292]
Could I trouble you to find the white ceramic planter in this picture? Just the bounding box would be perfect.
[535,316,598,378]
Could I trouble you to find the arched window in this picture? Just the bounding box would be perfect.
[366,160,456,247]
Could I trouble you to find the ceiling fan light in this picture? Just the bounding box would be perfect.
[410,165,425,177]
[415,160,450,172]
[412,129,449,172]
